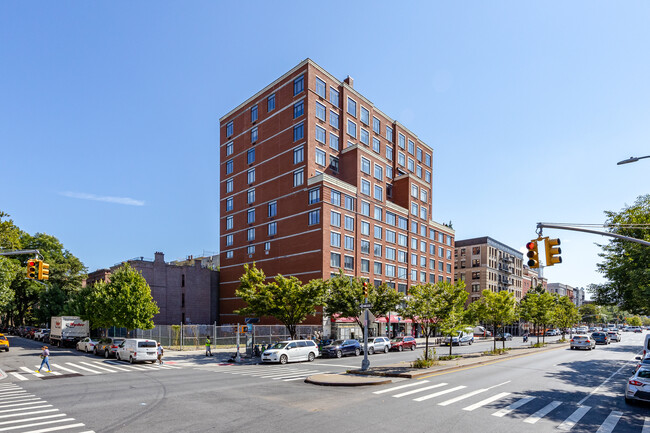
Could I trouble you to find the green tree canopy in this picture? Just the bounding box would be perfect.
[590,194,650,314]
[471,289,517,350]
[579,303,601,325]
[552,295,581,339]
[401,281,468,359]
[235,263,324,339]
[628,315,643,327]
[321,270,403,338]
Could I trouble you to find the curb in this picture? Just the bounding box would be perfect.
[305,374,392,387]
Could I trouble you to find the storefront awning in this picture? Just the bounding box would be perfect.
[375,316,412,324]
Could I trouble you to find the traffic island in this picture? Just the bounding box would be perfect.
[305,373,392,386]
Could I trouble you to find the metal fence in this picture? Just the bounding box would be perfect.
[106,324,322,351]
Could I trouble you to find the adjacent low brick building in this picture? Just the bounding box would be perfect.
[85,252,219,325]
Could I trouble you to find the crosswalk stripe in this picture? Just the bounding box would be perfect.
[32,367,62,376]
[0,417,75,432]
[463,392,511,411]
[251,370,302,378]
[0,401,44,409]
[414,386,467,402]
[23,422,85,432]
[89,362,130,372]
[272,371,320,380]
[374,381,431,394]
[557,406,591,431]
[0,396,32,403]
[0,405,52,414]
[0,414,66,426]
[643,417,650,433]
[49,364,78,374]
[65,363,100,374]
[523,400,562,424]
[19,368,43,378]
[492,396,536,417]
[79,362,117,373]
[285,372,331,381]
[395,383,449,398]
[438,388,489,406]
[0,392,27,398]
[104,362,144,370]
[0,399,41,408]
[595,411,623,433]
[0,409,58,420]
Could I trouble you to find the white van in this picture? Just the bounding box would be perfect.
[644,334,650,358]
[261,340,319,364]
[116,339,158,364]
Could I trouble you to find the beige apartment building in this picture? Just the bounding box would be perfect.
[454,236,524,303]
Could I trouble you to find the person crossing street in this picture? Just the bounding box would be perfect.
[205,336,212,356]
[36,346,52,373]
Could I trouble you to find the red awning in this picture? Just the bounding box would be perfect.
[375,316,412,324]
[331,314,357,323]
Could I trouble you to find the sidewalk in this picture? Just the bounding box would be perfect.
[305,340,569,386]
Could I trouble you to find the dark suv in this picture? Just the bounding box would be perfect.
[320,339,361,358]
[94,337,126,358]
[591,332,610,345]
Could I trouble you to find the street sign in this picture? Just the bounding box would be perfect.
[359,303,372,309]
[245,318,259,324]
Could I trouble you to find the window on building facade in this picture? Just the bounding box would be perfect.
[361,179,371,196]
[226,216,233,230]
[315,77,326,98]
[226,141,233,156]
[247,228,255,241]
[386,126,393,141]
[267,94,275,112]
[226,251,233,259]
[344,195,354,211]
[247,148,255,164]
[344,235,354,251]
[226,159,233,175]
[361,259,370,273]
[398,152,405,166]
[293,123,304,141]
[371,137,380,154]
[386,264,396,277]
[344,215,354,231]
[374,185,383,201]
[293,169,304,187]
[361,221,370,236]
[329,133,339,151]
[316,102,326,121]
[330,190,341,206]
[268,222,277,237]
[293,145,304,164]
[374,262,382,275]
[247,208,255,224]
[374,225,382,239]
[361,239,370,254]
[330,211,341,227]
[331,252,341,268]
[386,247,396,260]
[330,155,339,172]
[344,255,354,270]
[360,128,369,145]
[408,158,415,172]
[374,206,382,222]
[386,229,396,244]
[360,106,369,125]
[408,139,414,155]
[330,111,339,129]
[398,133,405,149]
[226,234,233,246]
[315,148,326,166]
[226,121,233,137]
[226,178,233,193]
[347,97,357,117]
[247,189,255,204]
[293,100,304,118]
[347,120,357,138]
[247,168,255,184]
[308,209,320,225]
[360,201,370,216]
[331,232,341,247]
[374,164,383,181]
[294,75,304,95]
[309,188,320,204]
[374,243,382,257]
[330,87,339,106]
[268,201,277,218]
[226,197,233,212]
[251,105,258,123]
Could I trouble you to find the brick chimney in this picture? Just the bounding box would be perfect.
[154,251,164,263]
[344,75,353,88]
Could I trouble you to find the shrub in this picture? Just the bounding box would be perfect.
[483,348,510,355]
[411,348,439,368]
[438,354,461,361]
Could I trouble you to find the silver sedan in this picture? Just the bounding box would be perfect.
[626,368,650,403]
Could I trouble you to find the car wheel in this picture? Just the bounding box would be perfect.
[399,346,403,352]
[469,340,473,345]
[129,356,134,364]
[94,348,98,355]
[411,345,415,351]
[625,396,633,405]
[336,350,342,358]
[308,352,315,362]
[280,355,288,364]
[116,353,121,361]
[354,348,360,356]
[86,347,90,353]
[105,350,109,359]
[368,347,374,355]
[384,346,389,353]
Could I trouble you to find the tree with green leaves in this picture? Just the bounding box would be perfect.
[321,270,403,339]
[83,263,159,331]
[552,295,581,340]
[590,195,650,314]
[579,303,601,325]
[401,281,468,359]
[628,316,643,327]
[235,263,324,339]
[471,289,517,350]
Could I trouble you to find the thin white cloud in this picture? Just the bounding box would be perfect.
[59,191,145,206]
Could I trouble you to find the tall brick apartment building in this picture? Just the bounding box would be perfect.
[219,59,455,327]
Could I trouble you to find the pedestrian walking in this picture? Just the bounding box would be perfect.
[37,346,52,373]
[157,342,164,365]
[205,336,212,356]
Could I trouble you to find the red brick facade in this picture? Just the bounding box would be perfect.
[219,59,455,326]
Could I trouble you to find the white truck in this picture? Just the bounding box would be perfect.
[49,316,90,347]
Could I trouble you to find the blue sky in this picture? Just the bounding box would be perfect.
[1,2,648,293]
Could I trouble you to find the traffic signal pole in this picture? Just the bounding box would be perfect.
[536,223,650,247]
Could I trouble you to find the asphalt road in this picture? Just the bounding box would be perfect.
[0,332,647,432]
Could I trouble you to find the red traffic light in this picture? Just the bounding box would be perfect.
[526,241,536,250]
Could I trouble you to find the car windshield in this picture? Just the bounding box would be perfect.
[270,343,288,350]
[391,338,403,342]
[113,339,125,344]
[638,370,650,379]
[331,340,345,346]
[574,336,587,340]
[138,341,157,348]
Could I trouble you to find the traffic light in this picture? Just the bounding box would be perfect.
[26,260,38,279]
[545,238,562,267]
[526,240,540,268]
[363,281,369,299]
[38,261,49,280]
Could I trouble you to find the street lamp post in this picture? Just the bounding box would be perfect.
[617,155,650,165]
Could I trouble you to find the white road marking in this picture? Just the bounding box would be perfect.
[462,392,511,411]
[0,401,44,409]
[595,411,623,433]
[556,406,591,431]
[373,381,430,394]
[0,414,66,426]
[394,383,448,398]
[48,364,77,374]
[577,357,637,405]
[642,416,650,433]
[0,405,53,414]
[0,417,75,432]
[22,423,85,432]
[0,395,32,402]
[89,362,130,372]
[523,400,562,424]
[285,372,331,381]
[0,409,59,420]
[64,363,100,374]
[0,399,40,407]
[310,363,357,368]
[79,362,117,373]
[19,368,43,378]
[438,389,490,406]
[32,367,61,376]
[414,386,467,402]
[271,371,321,380]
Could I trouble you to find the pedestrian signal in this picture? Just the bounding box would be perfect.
[27,260,37,279]
[526,240,540,269]
[545,238,562,266]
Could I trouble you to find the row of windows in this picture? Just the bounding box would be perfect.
[225,86,280,139]
[329,252,451,282]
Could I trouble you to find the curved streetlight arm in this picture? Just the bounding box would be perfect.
[617,155,650,165]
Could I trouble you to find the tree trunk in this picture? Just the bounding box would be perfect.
[542,323,546,344]
[493,325,497,352]
[449,333,453,356]
[536,324,540,345]
[424,326,430,360]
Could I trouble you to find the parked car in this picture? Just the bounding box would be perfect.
[320,339,361,358]
[630,327,643,333]
[391,336,417,351]
[570,335,596,350]
[0,334,9,352]
[443,331,474,346]
[607,331,621,342]
[76,337,100,353]
[635,354,650,372]
[495,333,513,341]
[591,332,610,345]
[94,337,126,358]
[626,367,650,404]
[359,337,391,354]
[116,339,158,364]
[261,340,319,364]
[576,327,589,334]
[545,329,560,336]
[33,329,50,341]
